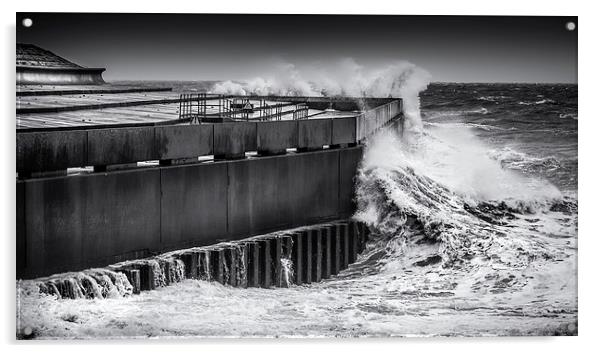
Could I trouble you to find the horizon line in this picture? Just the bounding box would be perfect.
[105,79,578,85]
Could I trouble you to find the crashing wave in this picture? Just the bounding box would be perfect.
[354,126,575,272]
[211,58,431,132]
[488,147,564,175]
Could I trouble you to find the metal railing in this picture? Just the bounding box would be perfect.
[178,94,313,122]
[356,99,402,141]
[292,103,309,120]
[179,93,205,123]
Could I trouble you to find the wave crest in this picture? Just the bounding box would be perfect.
[354,127,573,271]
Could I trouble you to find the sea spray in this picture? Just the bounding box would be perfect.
[202,251,211,281]
[280,257,294,288]
[211,58,431,130]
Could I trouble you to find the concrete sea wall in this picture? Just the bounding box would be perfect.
[17,147,363,279]
[16,99,403,280]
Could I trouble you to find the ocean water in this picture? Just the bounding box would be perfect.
[16,83,578,338]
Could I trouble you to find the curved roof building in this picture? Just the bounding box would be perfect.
[16,43,105,85]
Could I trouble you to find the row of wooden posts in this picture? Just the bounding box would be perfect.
[118,220,370,293]
[37,220,371,299]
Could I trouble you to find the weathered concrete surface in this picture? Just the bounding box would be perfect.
[17,117,356,173]
[339,147,363,215]
[227,150,340,237]
[213,122,257,158]
[257,120,298,155]
[19,169,161,278]
[319,226,332,279]
[16,130,87,173]
[246,241,260,287]
[160,162,228,249]
[332,117,357,146]
[16,147,364,279]
[155,125,213,161]
[298,119,332,150]
[310,228,323,282]
[328,224,341,275]
[87,127,156,166]
[17,112,392,173]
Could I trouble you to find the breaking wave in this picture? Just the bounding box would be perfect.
[211,58,431,131]
[352,122,577,334]
[488,147,564,174]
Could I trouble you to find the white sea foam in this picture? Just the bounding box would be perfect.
[518,99,555,105]
[211,58,431,132]
[559,113,578,120]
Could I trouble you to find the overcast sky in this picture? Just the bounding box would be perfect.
[16,13,577,83]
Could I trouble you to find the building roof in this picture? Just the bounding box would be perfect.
[16,43,85,69]
[16,43,106,85]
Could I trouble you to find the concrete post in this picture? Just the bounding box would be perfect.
[311,229,323,282]
[320,226,331,280]
[258,239,272,288]
[360,222,370,251]
[281,235,293,259]
[238,243,249,288]
[281,235,293,287]
[181,252,199,279]
[139,263,155,291]
[351,221,363,253]
[340,223,350,269]
[124,269,141,294]
[162,260,172,286]
[225,246,238,287]
[246,241,260,287]
[349,222,358,264]
[301,230,313,284]
[291,231,304,285]
[198,250,211,281]
[210,248,225,284]
[330,224,341,275]
[270,237,283,287]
